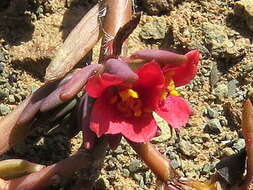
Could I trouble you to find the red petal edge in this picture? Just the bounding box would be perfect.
[163,50,200,87]
[85,73,123,98]
[156,96,193,129]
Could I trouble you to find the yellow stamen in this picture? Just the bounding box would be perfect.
[161,91,168,100]
[170,89,180,96]
[127,89,139,98]
[167,80,176,92]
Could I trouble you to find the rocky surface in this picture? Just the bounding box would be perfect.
[0,0,253,189]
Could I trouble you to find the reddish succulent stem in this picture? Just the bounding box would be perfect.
[99,0,132,60]
[128,141,178,183]
[240,99,253,189]
[0,96,32,154]
[0,138,108,190]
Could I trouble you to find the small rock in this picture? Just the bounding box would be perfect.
[178,139,198,157]
[214,84,228,100]
[36,137,45,146]
[0,104,10,115]
[233,138,245,151]
[142,0,172,15]
[129,159,141,173]
[248,87,253,99]
[114,145,125,154]
[140,17,167,40]
[8,94,15,103]
[0,62,4,72]
[122,168,130,177]
[133,173,143,182]
[227,79,239,97]
[0,89,8,99]
[223,147,235,156]
[234,0,253,32]
[207,107,219,118]
[171,159,181,169]
[210,63,220,87]
[144,171,153,184]
[203,22,247,60]
[204,119,222,134]
[202,163,211,174]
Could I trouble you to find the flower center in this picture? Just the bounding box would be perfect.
[110,88,149,117]
[161,72,179,100]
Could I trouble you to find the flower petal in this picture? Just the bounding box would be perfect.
[134,61,165,109]
[156,96,193,129]
[89,92,124,137]
[89,91,157,143]
[120,114,157,143]
[85,73,123,98]
[164,50,199,87]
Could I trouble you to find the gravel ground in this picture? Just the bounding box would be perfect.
[0,0,253,189]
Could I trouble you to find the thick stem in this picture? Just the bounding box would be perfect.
[99,0,132,60]
[128,141,177,183]
[0,96,32,155]
[240,99,253,189]
[0,138,108,190]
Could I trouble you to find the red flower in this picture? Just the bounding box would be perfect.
[85,50,199,143]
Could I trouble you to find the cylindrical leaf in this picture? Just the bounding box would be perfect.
[45,4,101,82]
[0,159,45,180]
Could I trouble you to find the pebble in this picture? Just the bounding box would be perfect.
[122,168,130,177]
[144,171,153,184]
[204,119,222,134]
[222,147,235,156]
[8,94,15,103]
[178,139,198,157]
[202,163,211,174]
[232,138,245,151]
[206,107,219,118]
[133,173,144,184]
[214,84,228,100]
[0,89,8,99]
[227,79,239,97]
[0,103,10,116]
[129,159,141,173]
[140,17,167,40]
[0,62,4,72]
[171,159,181,169]
[114,146,125,154]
